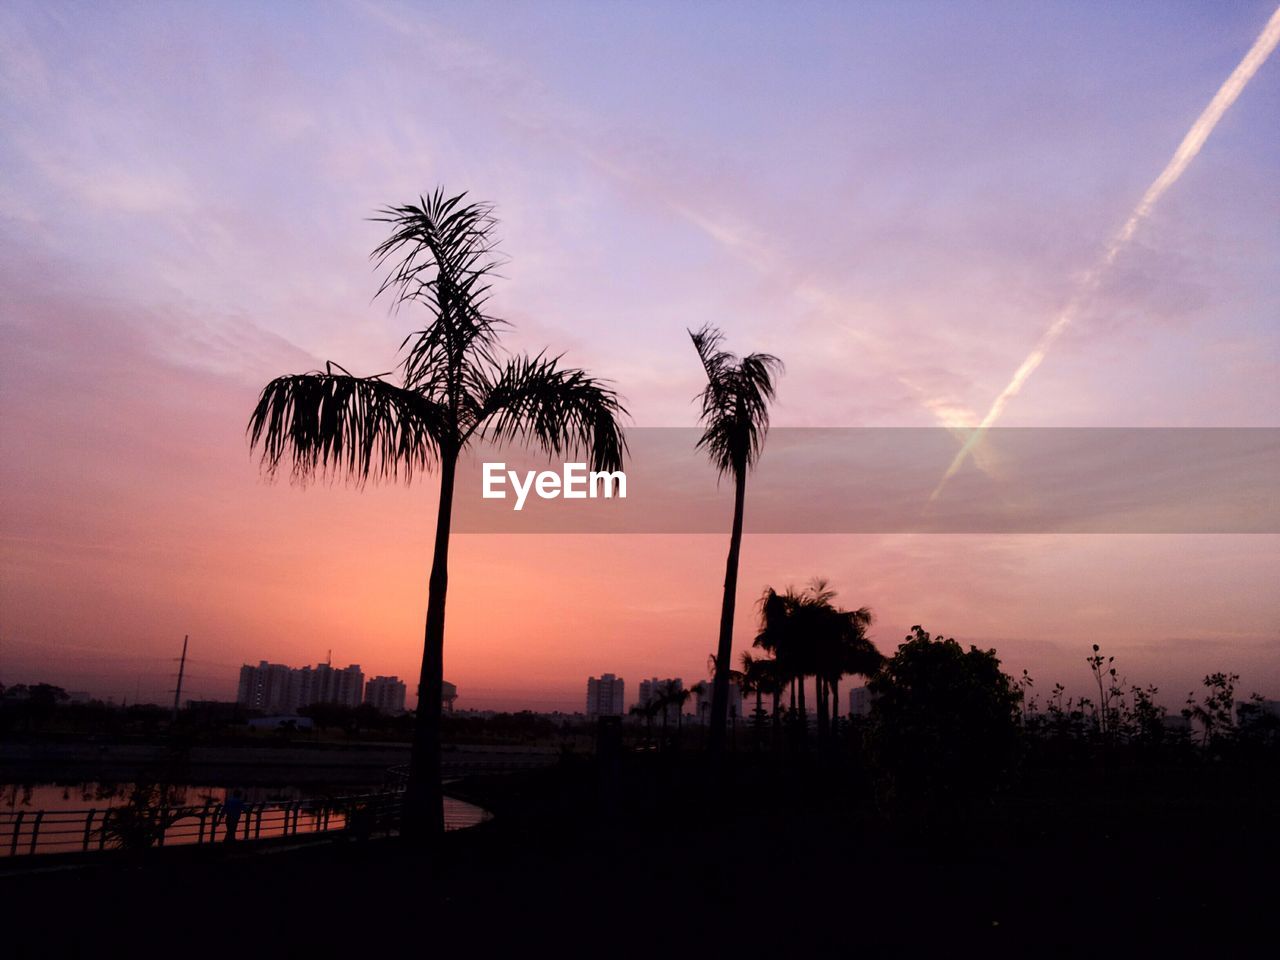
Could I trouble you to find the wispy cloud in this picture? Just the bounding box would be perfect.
[932,5,1280,500]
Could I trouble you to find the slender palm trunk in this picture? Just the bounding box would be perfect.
[831,677,840,739]
[709,470,747,756]
[403,450,457,843]
[816,676,829,741]
[797,674,807,737]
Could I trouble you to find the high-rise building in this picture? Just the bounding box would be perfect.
[848,684,873,718]
[295,662,364,708]
[694,680,743,724]
[236,659,365,713]
[237,661,298,713]
[586,673,625,719]
[364,676,407,715]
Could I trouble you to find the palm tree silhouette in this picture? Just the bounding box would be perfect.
[661,682,693,740]
[739,650,788,743]
[630,700,659,749]
[821,600,878,738]
[688,325,782,756]
[754,580,879,745]
[248,189,627,840]
[755,585,809,730]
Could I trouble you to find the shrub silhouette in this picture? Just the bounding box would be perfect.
[867,626,1022,822]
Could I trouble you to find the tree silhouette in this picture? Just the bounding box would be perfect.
[688,325,781,756]
[738,651,783,745]
[661,682,692,739]
[754,586,808,726]
[868,626,1022,818]
[754,580,879,744]
[249,189,627,840]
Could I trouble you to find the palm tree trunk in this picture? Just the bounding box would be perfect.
[709,470,747,756]
[816,677,829,742]
[830,676,840,739]
[797,674,807,738]
[403,449,457,843]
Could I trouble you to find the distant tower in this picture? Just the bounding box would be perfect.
[848,684,873,718]
[586,674,625,719]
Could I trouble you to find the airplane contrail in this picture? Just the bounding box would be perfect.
[930,5,1280,501]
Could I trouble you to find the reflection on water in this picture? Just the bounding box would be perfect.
[0,781,490,856]
[1,782,353,812]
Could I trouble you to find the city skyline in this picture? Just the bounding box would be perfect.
[2,1,1278,712]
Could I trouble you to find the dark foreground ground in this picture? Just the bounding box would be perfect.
[3,755,1274,957]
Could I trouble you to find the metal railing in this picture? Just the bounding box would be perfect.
[0,786,470,859]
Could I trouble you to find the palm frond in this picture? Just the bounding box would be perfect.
[688,324,782,478]
[247,364,448,485]
[370,189,507,394]
[474,352,628,473]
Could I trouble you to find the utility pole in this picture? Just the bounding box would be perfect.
[171,634,189,725]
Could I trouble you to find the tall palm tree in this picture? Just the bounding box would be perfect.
[689,325,782,756]
[248,189,627,841]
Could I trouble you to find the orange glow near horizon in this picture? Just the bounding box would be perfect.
[2,3,1278,712]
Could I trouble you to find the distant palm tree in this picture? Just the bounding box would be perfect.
[662,683,693,737]
[824,603,879,737]
[738,651,773,746]
[689,325,782,756]
[248,189,627,841]
[739,651,768,719]
[755,585,811,730]
[631,701,659,748]
[690,680,710,725]
[755,580,879,745]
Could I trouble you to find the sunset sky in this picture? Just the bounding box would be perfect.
[2,1,1277,711]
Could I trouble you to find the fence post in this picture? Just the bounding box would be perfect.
[83,809,96,852]
[10,811,24,857]
[254,804,263,840]
[197,804,208,845]
[98,809,110,850]
[27,811,43,855]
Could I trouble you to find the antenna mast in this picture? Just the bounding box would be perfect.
[171,634,189,724]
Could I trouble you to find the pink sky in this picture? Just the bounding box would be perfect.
[2,2,1277,710]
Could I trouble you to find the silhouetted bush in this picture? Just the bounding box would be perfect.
[866,626,1023,822]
